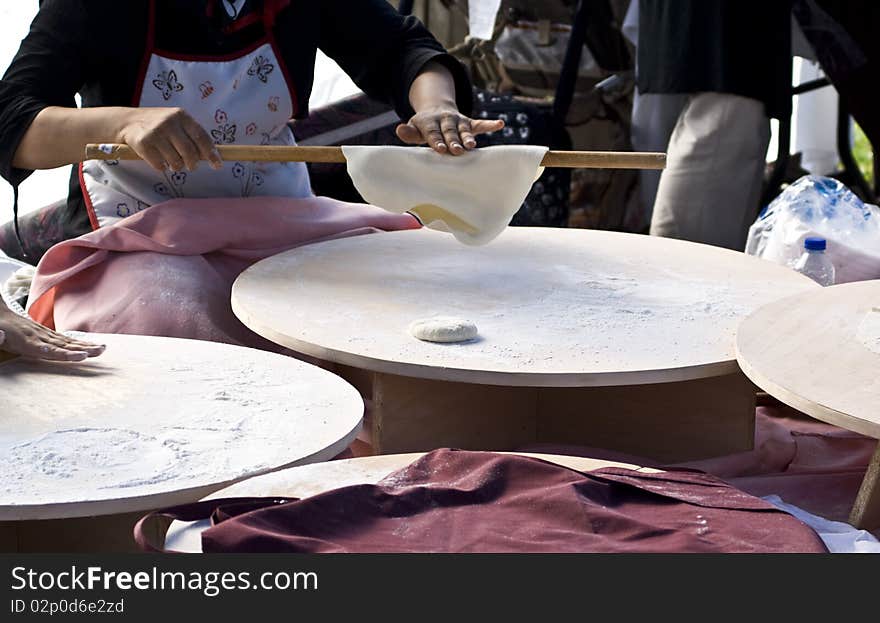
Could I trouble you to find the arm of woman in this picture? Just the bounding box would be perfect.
[317,0,502,155]
[1,0,220,177]
[13,106,222,173]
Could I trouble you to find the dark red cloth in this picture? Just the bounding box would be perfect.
[140,450,827,553]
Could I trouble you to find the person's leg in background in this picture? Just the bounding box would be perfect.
[650,92,771,250]
[623,0,689,232]
[630,89,688,229]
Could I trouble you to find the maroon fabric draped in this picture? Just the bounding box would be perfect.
[138,449,827,553]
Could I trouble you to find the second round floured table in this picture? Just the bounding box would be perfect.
[0,333,363,551]
[233,228,817,462]
[736,280,880,530]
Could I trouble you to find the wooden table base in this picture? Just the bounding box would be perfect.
[340,366,756,463]
[1,513,144,553]
[850,443,880,531]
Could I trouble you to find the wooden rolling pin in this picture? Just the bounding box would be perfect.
[85,144,666,170]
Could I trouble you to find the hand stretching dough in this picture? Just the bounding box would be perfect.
[409,316,479,343]
[343,145,548,245]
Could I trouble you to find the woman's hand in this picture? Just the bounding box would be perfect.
[400,60,504,156]
[0,306,105,362]
[13,106,223,172]
[396,105,504,155]
[117,107,223,172]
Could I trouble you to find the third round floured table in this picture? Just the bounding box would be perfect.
[233,227,817,462]
[736,280,880,530]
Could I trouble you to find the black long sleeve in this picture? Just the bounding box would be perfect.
[0,0,92,186]
[315,0,472,120]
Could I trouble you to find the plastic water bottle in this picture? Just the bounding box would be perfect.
[793,237,835,286]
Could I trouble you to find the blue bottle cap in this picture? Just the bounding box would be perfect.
[804,237,826,251]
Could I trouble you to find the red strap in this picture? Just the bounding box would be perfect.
[145,0,157,50]
[224,11,262,33]
[213,0,291,34]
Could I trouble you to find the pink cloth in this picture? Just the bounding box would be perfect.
[28,196,420,349]
[706,408,876,524]
[519,405,878,533]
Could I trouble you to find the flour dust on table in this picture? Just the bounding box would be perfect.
[0,333,362,512]
[232,228,817,386]
[856,307,880,355]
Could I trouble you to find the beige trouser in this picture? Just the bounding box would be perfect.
[650,92,771,250]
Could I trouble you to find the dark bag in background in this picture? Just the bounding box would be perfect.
[464,0,636,228]
[464,0,597,228]
[472,88,572,227]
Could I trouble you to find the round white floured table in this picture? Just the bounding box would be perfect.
[736,280,880,530]
[163,452,649,553]
[0,333,363,552]
[233,228,817,462]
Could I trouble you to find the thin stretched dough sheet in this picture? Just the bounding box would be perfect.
[343,145,548,245]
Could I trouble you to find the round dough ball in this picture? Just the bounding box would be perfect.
[408,316,478,343]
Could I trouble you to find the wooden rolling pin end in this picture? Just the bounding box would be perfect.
[84,144,129,160]
[539,150,666,170]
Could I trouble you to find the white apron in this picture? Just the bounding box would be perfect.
[80,0,311,229]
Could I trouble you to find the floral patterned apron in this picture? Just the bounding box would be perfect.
[79,0,310,229]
